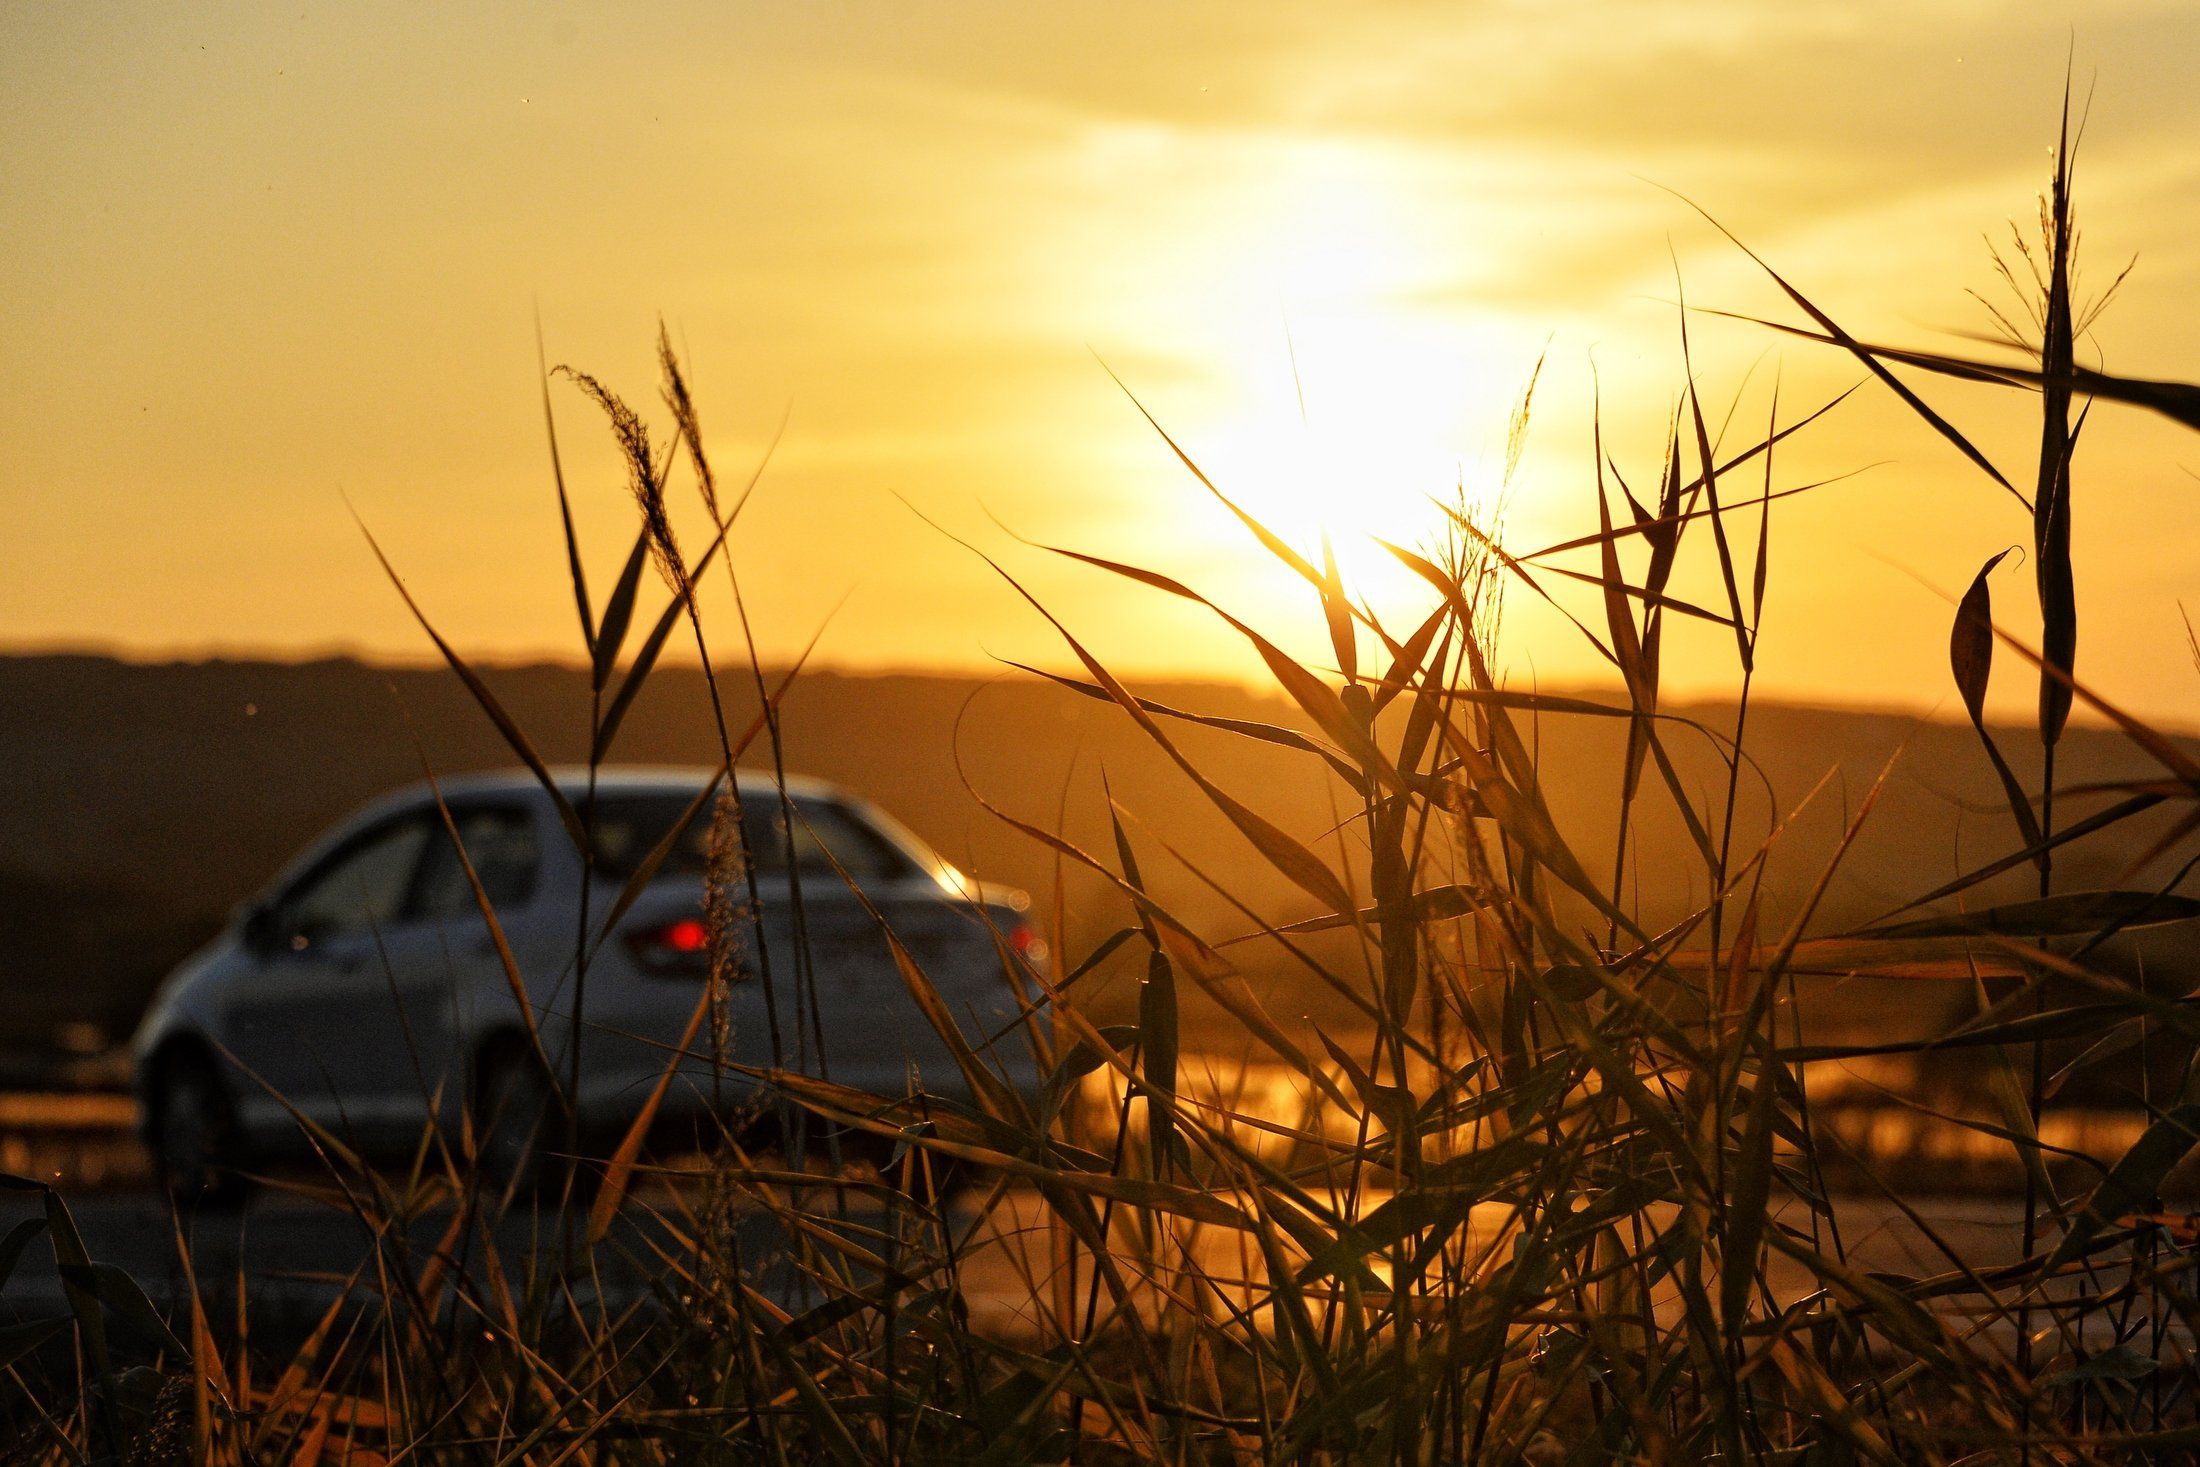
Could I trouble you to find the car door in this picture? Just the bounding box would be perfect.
[221,806,445,1140]
[403,799,546,1124]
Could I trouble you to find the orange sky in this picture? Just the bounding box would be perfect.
[6,2,2199,726]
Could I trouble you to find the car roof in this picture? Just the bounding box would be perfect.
[257,766,943,899]
[391,765,848,806]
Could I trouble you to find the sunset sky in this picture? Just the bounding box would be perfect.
[7,2,2199,726]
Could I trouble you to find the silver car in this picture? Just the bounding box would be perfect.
[130,767,1047,1196]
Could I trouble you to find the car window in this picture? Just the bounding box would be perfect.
[275,814,431,948]
[761,801,916,881]
[410,806,539,921]
[587,791,922,884]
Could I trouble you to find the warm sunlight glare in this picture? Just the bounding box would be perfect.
[1133,143,1527,595]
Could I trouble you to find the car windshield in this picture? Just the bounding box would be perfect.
[583,790,922,884]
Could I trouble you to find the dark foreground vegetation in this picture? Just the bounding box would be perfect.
[11,106,2200,1463]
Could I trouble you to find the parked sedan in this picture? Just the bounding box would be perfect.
[130,767,1047,1197]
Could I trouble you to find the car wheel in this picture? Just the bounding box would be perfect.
[474,1047,565,1195]
[148,1054,247,1206]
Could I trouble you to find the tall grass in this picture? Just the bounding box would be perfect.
[11,111,2200,1464]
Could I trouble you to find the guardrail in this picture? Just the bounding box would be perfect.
[0,1091,148,1189]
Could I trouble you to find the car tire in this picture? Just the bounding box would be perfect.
[147,1053,247,1206]
[474,1046,568,1196]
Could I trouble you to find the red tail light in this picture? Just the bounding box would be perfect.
[1008,922,1049,965]
[626,917,713,976]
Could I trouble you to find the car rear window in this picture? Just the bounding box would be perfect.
[584,791,921,884]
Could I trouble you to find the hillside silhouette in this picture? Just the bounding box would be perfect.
[3,652,2193,1063]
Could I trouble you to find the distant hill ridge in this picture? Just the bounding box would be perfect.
[2,652,2191,1048]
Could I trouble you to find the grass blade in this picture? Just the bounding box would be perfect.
[1950,549,2044,855]
[351,507,590,853]
[587,982,712,1243]
[1672,188,2027,508]
[536,312,595,657]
